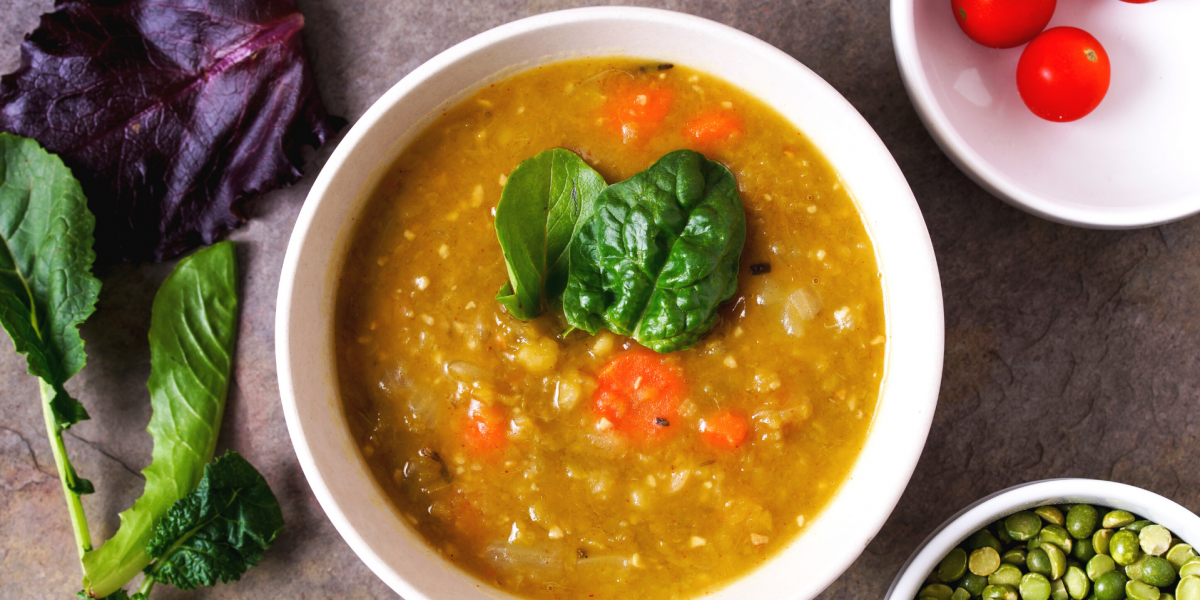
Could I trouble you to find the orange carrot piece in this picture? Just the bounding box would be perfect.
[460,400,507,456]
[684,110,744,146]
[592,350,687,443]
[699,410,748,450]
[604,86,674,143]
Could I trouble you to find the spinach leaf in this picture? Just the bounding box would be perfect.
[563,150,745,353]
[0,133,100,432]
[0,0,343,262]
[82,241,239,598]
[495,148,606,319]
[143,450,284,591]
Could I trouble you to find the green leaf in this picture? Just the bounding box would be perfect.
[143,451,284,590]
[69,474,95,495]
[563,150,745,353]
[495,148,606,319]
[82,241,239,598]
[0,133,100,430]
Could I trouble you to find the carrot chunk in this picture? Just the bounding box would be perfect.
[699,410,748,450]
[604,85,674,143]
[592,350,687,443]
[461,399,507,456]
[684,110,744,146]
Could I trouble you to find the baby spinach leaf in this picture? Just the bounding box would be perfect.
[143,450,284,591]
[0,133,100,431]
[0,0,344,262]
[564,150,745,353]
[82,241,239,598]
[495,148,606,319]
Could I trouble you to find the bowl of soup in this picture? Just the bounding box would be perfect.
[277,7,943,600]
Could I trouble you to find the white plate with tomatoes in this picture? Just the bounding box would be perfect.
[892,0,1200,228]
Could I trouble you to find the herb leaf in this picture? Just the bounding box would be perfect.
[0,134,100,560]
[82,241,239,598]
[144,450,284,590]
[563,150,745,352]
[495,148,606,319]
[0,0,344,262]
[0,133,100,430]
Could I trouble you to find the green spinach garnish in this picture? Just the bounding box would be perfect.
[493,148,746,352]
[563,149,745,352]
[495,148,606,319]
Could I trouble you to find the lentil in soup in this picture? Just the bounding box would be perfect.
[336,58,885,600]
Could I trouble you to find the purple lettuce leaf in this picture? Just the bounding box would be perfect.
[0,0,345,262]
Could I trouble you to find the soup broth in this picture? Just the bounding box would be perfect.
[336,58,885,600]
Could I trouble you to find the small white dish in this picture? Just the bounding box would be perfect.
[277,7,944,600]
[892,0,1200,229]
[885,478,1200,599]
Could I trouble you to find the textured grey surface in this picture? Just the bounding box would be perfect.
[1,0,1197,598]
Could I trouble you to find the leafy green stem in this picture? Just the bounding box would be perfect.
[136,573,156,598]
[40,377,92,559]
[81,241,240,599]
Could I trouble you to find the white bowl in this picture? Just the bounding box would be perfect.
[277,7,944,600]
[885,479,1200,600]
[892,0,1200,228]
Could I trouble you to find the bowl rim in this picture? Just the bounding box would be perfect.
[890,0,1200,230]
[885,478,1200,599]
[277,6,944,600]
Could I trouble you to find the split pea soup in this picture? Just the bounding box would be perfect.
[335,58,886,600]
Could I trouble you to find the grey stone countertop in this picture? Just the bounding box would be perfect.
[2,1,1196,599]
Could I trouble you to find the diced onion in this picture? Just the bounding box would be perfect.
[668,469,690,493]
[405,392,439,431]
[781,286,821,336]
[575,555,631,573]
[483,544,563,573]
[446,360,489,383]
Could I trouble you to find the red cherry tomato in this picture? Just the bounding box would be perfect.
[1119,0,1156,3]
[951,0,1057,49]
[1016,27,1110,122]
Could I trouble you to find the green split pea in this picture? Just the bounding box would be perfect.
[916,504,1198,600]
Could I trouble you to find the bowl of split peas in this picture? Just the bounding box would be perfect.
[887,479,1200,600]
